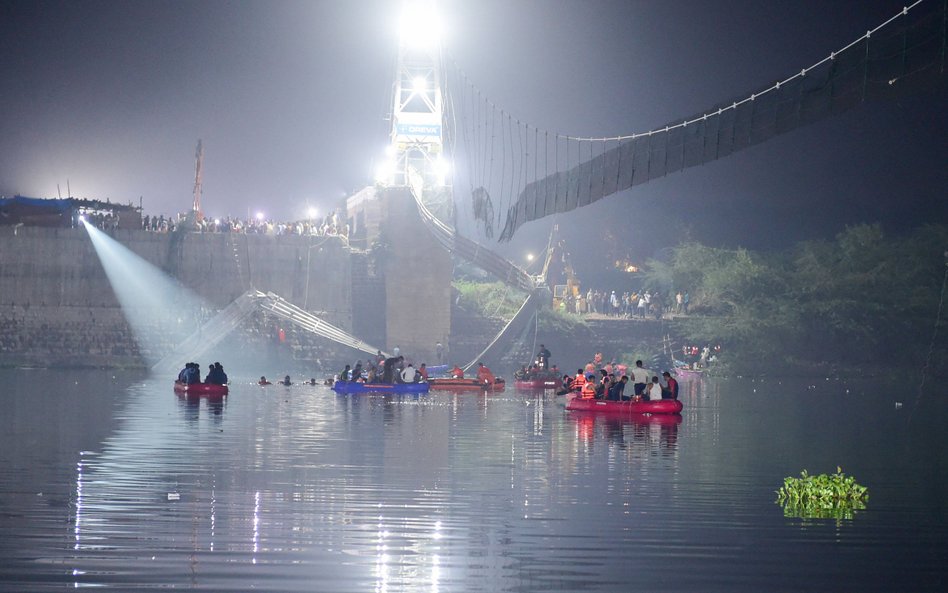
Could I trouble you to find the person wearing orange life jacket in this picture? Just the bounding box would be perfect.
[451,364,464,379]
[573,369,586,391]
[476,362,495,386]
[581,374,597,399]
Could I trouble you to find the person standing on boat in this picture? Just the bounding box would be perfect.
[401,363,417,383]
[339,364,351,382]
[631,360,650,396]
[451,364,464,379]
[382,357,398,383]
[352,361,363,382]
[418,363,428,381]
[536,344,551,369]
[476,362,496,386]
[662,371,679,400]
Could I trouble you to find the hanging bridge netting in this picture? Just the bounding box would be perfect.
[443,0,946,242]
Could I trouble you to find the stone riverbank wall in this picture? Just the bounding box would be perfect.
[0,225,354,369]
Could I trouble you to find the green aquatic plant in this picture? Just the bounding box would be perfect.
[776,467,868,520]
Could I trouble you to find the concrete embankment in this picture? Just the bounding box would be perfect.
[0,226,353,369]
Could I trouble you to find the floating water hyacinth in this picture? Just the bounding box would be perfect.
[776,467,868,520]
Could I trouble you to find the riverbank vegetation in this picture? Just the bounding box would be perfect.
[645,224,948,376]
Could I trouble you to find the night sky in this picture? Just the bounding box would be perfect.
[1,0,945,280]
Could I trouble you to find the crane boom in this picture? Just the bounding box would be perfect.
[192,139,204,220]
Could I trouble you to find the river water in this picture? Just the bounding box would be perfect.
[1,368,946,592]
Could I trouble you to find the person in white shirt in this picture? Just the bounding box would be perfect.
[401,364,417,383]
[647,376,663,401]
[631,360,650,396]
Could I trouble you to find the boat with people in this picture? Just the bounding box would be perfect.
[565,393,683,415]
[173,381,229,396]
[332,380,430,394]
[428,377,506,392]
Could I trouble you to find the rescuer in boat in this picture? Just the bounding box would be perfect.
[418,363,429,381]
[536,344,551,369]
[401,363,418,383]
[608,375,629,401]
[631,360,650,396]
[573,369,586,391]
[178,362,201,384]
[580,374,596,399]
[476,362,496,386]
[382,356,399,383]
[352,361,363,381]
[646,376,663,401]
[451,364,464,379]
[661,371,679,400]
[204,362,228,385]
[339,364,351,382]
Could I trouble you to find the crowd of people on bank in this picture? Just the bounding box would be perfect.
[140,210,349,239]
[561,289,691,318]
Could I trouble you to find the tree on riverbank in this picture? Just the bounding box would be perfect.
[646,224,948,375]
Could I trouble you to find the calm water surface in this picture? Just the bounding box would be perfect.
[1,369,947,592]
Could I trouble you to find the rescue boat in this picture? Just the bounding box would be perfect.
[565,393,683,414]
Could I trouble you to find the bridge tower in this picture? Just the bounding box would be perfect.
[376,2,450,198]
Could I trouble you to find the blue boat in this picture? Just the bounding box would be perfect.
[332,380,430,394]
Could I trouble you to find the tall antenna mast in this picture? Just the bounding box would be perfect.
[375,1,450,197]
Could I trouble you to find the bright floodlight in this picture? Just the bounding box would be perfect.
[526,253,535,262]
[399,2,442,49]
[385,144,397,157]
[256,211,264,220]
[308,207,318,219]
[375,158,396,184]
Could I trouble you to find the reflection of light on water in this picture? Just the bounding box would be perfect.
[372,511,445,593]
[74,455,84,550]
[252,491,260,562]
[210,489,216,552]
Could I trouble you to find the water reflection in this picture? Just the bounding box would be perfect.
[4,370,948,591]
